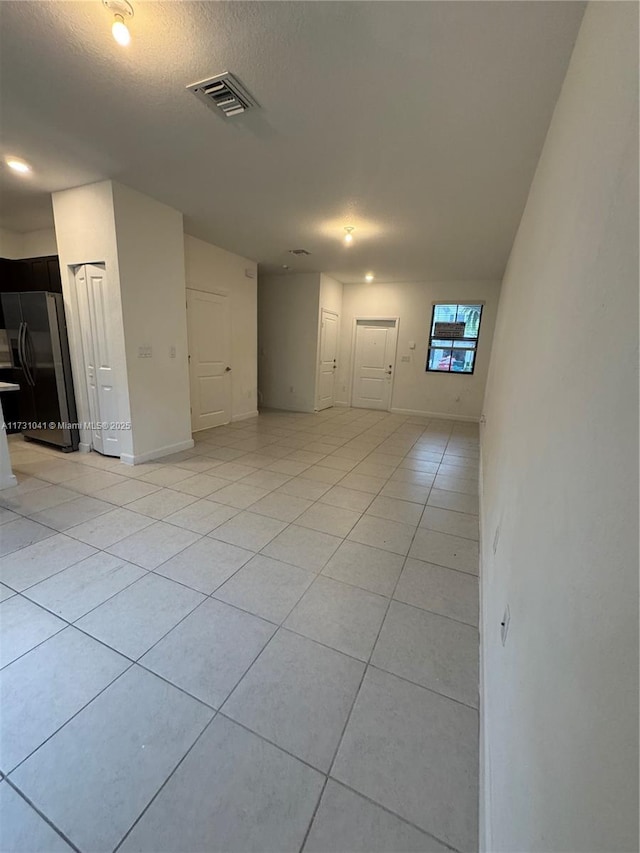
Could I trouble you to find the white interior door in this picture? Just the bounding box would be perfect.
[351,319,398,410]
[187,289,231,431]
[74,264,122,456]
[317,309,338,410]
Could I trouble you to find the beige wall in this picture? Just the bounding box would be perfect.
[336,280,500,420]
[184,234,258,422]
[480,3,638,850]
[0,226,57,259]
[112,183,192,461]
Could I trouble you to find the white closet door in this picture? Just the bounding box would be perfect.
[75,264,122,456]
[187,289,232,431]
[317,308,338,410]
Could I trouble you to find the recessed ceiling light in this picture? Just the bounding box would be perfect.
[103,0,133,46]
[365,272,374,282]
[343,226,354,245]
[5,157,31,174]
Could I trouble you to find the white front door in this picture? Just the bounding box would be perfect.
[317,309,338,410]
[74,264,122,456]
[352,319,398,410]
[187,289,231,431]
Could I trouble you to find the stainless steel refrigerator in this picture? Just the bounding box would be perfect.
[1,292,79,451]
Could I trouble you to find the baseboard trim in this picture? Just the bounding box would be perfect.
[0,473,18,490]
[334,401,349,408]
[120,438,195,466]
[232,410,259,423]
[390,406,480,423]
[78,442,91,454]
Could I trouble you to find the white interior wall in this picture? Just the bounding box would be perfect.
[258,272,321,412]
[112,182,192,461]
[0,226,57,259]
[480,3,638,851]
[336,280,500,420]
[184,235,258,422]
[51,181,132,455]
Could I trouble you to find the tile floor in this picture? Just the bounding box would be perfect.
[0,407,480,853]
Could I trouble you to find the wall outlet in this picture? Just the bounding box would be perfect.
[401,355,411,363]
[137,345,152,358]
[169,345,176,359]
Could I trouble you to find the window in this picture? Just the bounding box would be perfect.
[426,303,483,374]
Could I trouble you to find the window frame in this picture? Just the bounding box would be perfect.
[425,302,484,376]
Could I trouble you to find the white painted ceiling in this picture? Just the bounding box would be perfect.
[0,1,585,282]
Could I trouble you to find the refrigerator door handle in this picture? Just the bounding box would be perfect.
[22,324,36,387]
[17,322,26,374]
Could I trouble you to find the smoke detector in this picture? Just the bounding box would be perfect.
[187,72,258,118]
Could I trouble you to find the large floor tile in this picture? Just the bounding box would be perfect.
[322,540,404,596]
[214,554,314,623]
[223,629,364,770]
[240,469,292,490]
[141,598,275,707]
[296,502,362,538]
[211,461,258,482]
[11,666,213,853]
[420,505,479,540]
[24,552,145,622]
[29,495,114,532]
[154,537,253,594]
[63,470,128,495]
[124,488,198,520]
[372,601,479,707]
[91,478,161,506]
[0,533,95,591]
[332,667,478,852]
[66,507,154,549]
[0,518,54,557]
[366,495,424,526]
[427,488,479,516]
[0,782,73,853]
[379,480,432,503]
[0,596,65,667]
[319,485,374,512]
[170,472,230,497]
[75,573,204,658]
[409,529,479,575]
[250,492,313,522]
[338,472,386,494]
[164,498,238,534]
[0,627,128,771]
[262,524,342,571]
[304,780,447,853]
[348,515,415,556]
[136,465,193,487]
[106,521,201,569]
[119,715,323,853]
[433,473,478,496]
[0,581,15,602]
[10,485,80,516]
[394,558,479,626]
[300,465,345,485]
[285,576,388,661]
[277,477,332,500]
[210,511,287,551]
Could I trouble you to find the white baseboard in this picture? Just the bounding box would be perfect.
[78,442,91,454]
[334,400,349,407]
[120,438,195,466]
[390,406,480,423]
[232,410,259,423]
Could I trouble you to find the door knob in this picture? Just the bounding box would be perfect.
[225,366,231,372]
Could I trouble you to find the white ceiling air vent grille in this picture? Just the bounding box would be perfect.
[187,72,257,118]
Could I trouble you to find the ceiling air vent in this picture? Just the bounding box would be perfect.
[187,72,257,118]
[289,249,311,256]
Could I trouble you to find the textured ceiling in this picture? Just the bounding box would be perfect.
[0,1,585,281]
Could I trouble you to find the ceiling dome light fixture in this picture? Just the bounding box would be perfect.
[5,157,31,174]
[103,0,133,46]
[343,226,354,246]
[365,272,374,282]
